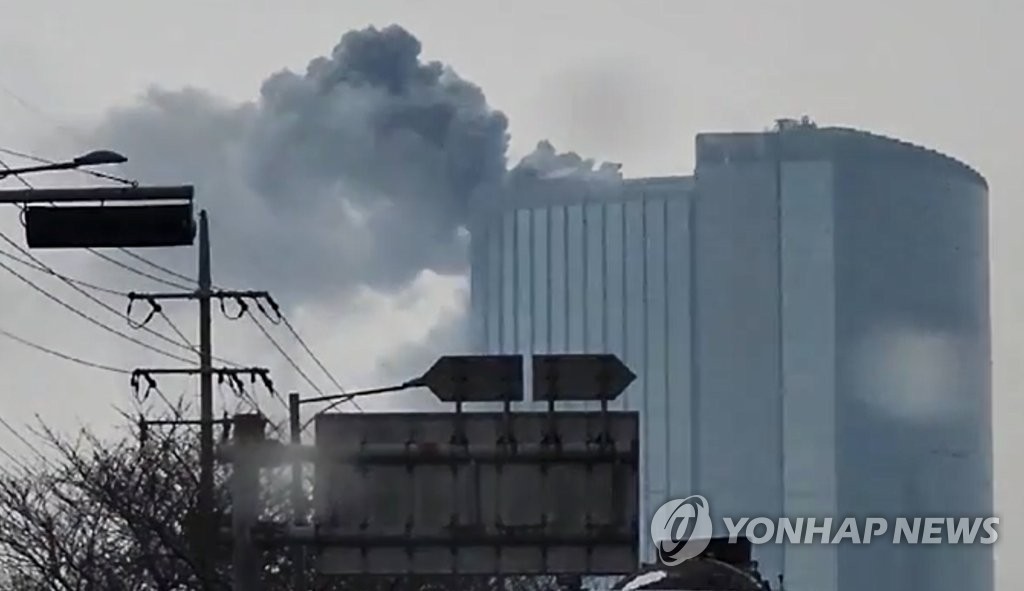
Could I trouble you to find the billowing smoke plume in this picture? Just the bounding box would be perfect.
[85,24,617,310]
[511,140,623,183]
[72,25,622,385]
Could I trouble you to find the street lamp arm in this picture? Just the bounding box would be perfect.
[299,379,423,406]
[297,377,425,431]
[0,161,77,179]
[0,150,127,180]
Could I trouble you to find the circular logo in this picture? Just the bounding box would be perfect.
[650,495,713,565]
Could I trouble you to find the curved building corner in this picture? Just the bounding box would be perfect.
[469,121,992,591]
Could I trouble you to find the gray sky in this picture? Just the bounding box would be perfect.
[0,0,1020,587]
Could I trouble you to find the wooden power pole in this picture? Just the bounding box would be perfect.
[130,210,278,589]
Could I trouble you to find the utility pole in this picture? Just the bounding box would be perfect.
[130,209,279,589]
[288,392,307,591]
[197,211,215,586]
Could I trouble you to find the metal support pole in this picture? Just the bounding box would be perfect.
[198,211,216,588]
[0,184,194,204]
[289,393,307,590]
[231,414,265,591]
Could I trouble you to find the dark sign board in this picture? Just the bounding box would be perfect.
[532,354,636,401]
[313,411,640,575]
[418,354,524,402]
[25,204,195,249]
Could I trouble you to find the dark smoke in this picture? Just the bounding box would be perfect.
[76,25,620,376]
[86,25,508,304]
[85,25,619,309]
[510,140,623,183]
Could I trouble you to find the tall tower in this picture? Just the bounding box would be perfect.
[469,123,992,591]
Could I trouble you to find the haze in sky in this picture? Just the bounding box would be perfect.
[0,1,1019,587]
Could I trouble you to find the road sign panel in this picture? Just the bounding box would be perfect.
[417,354,524,402]
[532,354,636,401]
[313,411,640,575]
[25,203,196,249]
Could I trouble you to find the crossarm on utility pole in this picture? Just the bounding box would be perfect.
[133,367,271,377]
[128,289,272,301]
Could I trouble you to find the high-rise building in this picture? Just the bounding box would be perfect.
[469,121,992,591]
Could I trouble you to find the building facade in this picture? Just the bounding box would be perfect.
[469,174,697,562]
[469,123,992,591]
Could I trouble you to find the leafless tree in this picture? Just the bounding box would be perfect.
[0,410,566,591]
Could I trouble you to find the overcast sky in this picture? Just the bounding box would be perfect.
[0,0,1020,587]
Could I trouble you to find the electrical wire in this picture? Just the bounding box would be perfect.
[0,325,132,374]
[0,233,205,358]
[305,396,356,428]
[0,84,85,144]
[0,415,50,467]
[0,248,125,296]
[2,160,356,416]
[0,156,241,368]
[0,411,39,476]
[0,257,194,364]
[275,314,362,412]
[0,236,244,370]
[247,310,326,399]
[156,309,194,349]
[0,155,34,189]
[253,297,362,412]
[0,148,187,282]
[117,248,194,285]
[0,155,189,297]
[86,248,194,290]
[147,385,189,420]
[119,254,362,413]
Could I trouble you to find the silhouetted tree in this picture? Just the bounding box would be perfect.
[0,408,566,591]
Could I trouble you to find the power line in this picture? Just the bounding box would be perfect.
[0,410,39,476]
[5,170,356,415]
[0,234,243,368]
[0,248,125,296]
[119,252,362,413]
[86,248,194,290]
[0,233,206,359]
[0,155,34,189]
[0,257,194,364]
[0,156,231,369]
[0,157,190,294]
[276,314,362,412]
[247,310,325,400]
[0,415,49,468]
[148,385,190,422]
[156,309,195,349]
[0,324,132,374]
[118,248,194,285]
[0,84,85,143]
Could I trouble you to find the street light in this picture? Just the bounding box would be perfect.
[0,149,127,179]
[0,148,195,249]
